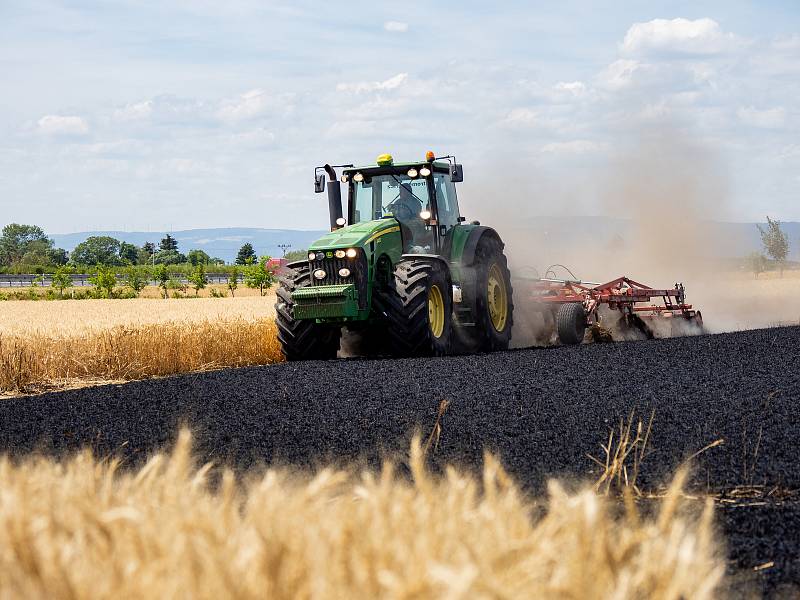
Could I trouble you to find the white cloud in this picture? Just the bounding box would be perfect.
[217,89,269,122]
[737,106,787,129]
[597,59,639,90]
[772,34,800,52]
[502,108,538,126]
[384,21,408,33]
[113,100,153,121]
[554,81,586,96]
[37,115,89,135]
[621,18,739,56]
[336,73,408,94]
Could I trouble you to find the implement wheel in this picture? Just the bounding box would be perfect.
[373,257,453,357]
[556,302,587,345]
[275,262,341,360]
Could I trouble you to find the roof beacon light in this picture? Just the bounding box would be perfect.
[425,150,435,161]
[376,153,394,166]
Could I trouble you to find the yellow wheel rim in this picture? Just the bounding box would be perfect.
[487,263,508,332]
[428,284,445,338]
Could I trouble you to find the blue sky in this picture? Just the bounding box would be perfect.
[1,1,798,233]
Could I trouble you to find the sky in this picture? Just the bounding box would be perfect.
[1,1,799,233]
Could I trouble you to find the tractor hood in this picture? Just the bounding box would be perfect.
[309,219,400,250]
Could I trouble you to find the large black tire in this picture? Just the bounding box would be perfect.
[459,237,514,353]
[274,262,341,361]
[556,302,587,345]
[372,258,453,357]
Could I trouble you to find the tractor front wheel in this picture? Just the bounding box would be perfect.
[374,258,453,357]
[275,262,341,360]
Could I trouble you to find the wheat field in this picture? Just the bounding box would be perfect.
[0,431,723,599]
[0,296,282,394]
[0,294,276,336]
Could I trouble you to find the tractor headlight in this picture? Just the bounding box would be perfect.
[420,166,431,177]
[334,249,346,259]
[338,268,351,277]
[308,252,315,261]
[313,269,326,280]
[346,248,357,258]
[340,174,349,183]
[420,210,431,220]
[353,172,364,182]
[407,168,418,178]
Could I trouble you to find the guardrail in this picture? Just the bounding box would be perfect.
[0,273,236,288]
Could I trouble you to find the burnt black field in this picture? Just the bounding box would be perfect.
[1,326,798,595]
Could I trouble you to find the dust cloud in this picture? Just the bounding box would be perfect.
[461,125,800,346]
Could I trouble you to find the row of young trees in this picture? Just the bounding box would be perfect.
[28,256,277,301]
[0,223,282,271]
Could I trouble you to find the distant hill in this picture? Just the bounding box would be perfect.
[50,228,328,263]
[49,220,799,263]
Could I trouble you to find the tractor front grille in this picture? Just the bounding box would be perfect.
[310,256,351,286]
[308,251,368,308]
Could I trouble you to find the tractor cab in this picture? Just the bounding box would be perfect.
[315,152,463,255]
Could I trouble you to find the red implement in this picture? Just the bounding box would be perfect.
[518,274,703,344]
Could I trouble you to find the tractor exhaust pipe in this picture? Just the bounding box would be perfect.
[324,164,343,230]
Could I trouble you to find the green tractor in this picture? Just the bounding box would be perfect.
[275,151,514,359]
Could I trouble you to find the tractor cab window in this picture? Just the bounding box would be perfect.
[433,173,460,230]
[352,174,433,253]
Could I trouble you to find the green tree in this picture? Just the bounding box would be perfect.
[47,247,69,266]
[89,265,117,298]
[244,255,277,296]
[119,241,139,265]
[745,252,768,279]
[153,264,170,299]
[757,216,790,276]
[188,264,208,296]
[160,234,179,252]
[0,224,52,265]
[124,267,148,297]
[227,267,239,297]
[50,265,73,298]
[284,249,307,262]
[20,238,53,266]
[209,256,225,265]
[153,250,186,265]
[139,242,157,265]
[235,243,256,265]
[71,236,122,266]
[187,249,211,266]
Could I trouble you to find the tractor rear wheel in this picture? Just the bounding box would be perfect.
[275,262,341,360]
[373,258,453,356]
[556,302,587,345]
[460,237,514,352]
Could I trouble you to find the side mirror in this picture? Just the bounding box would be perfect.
[449,164,463,183]
[314,173,326,193]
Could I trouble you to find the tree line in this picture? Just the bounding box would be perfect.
[0,223,290,272]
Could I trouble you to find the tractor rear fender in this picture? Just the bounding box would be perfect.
[457,227,504,267]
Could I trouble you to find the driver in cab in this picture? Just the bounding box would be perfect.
[389,183,430,253]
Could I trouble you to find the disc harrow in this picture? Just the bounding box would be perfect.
[518,271,704,345]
